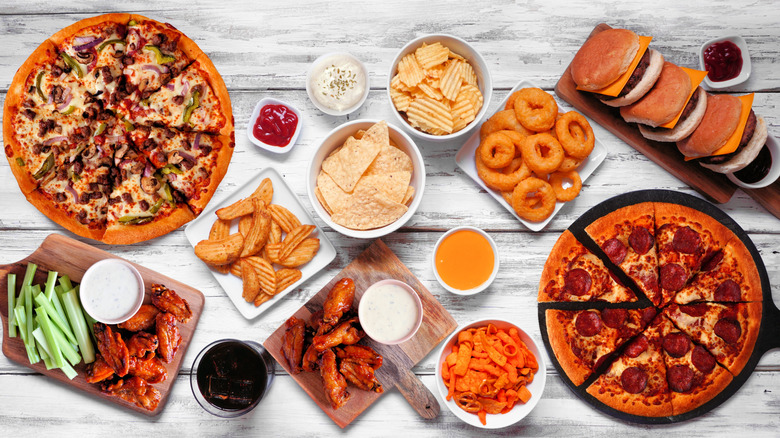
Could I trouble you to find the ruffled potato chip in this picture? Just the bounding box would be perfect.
[397,53,425,88]
[406,97,454,135]
[415,42,449,70]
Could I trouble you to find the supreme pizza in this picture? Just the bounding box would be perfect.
[3,14,234,244]
[539,201,762,418]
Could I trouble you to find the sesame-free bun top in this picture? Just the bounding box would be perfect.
[676,94,742,158]
[620,62,692,127]
[571,29,640,91]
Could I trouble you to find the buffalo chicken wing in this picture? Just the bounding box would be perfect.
[151,284,192,323]
[102,376,161,411]
[117,304,160,332]
[322,278,355,324]
[94,322,130,377]
[319,349,350,409]
[156,312,181,363]
[281,317,306,374]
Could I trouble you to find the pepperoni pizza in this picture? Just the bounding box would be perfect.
[540,201,762,418]
[3,14,234,244]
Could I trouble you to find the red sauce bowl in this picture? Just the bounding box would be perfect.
[247,98,302,154]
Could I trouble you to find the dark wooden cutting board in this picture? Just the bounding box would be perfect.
[555,23,780,218]
[263,239,457,428]
[0,233,204,416]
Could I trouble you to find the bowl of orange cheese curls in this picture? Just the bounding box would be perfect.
[435,319,546,428]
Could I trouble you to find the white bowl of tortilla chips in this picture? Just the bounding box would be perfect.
[307,120,425,239]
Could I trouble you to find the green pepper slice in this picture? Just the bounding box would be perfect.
[122,117,134,132]
[60,105,76,115]
[35,71,45,100]
[128,19,137,26]
[161,164,183,175]
[33,154,54,179]
[93,122,107,137]
[118,213,153,223]
[182,90,200,125]
[149,199,164,214]
[97,39,126,53]
[60,52,83,79]
[143,45,175,64]
[16,157,25,167]
[161,182,174,203]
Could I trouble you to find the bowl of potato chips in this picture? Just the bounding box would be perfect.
[387,34,492,143]
[307,119,425,239]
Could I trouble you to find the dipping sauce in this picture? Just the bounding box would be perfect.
[252,104,298,147]
[703,41,743,82]
[80,259,144,323]
[435,229,495,291]
[194,340,270,413]
[734,145,772,184]
[309,54,367,112]
[359,281,421,344]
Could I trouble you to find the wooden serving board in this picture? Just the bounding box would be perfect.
[555,23,780,217]
[0,233,204,416]
[264,239,457,428]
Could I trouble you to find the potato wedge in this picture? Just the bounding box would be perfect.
[194,233,244,266]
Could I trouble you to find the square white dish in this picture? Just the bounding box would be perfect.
[246,97,302,154]
[699,35,751,90]
[185,167,337,319]
[455,79,607,231]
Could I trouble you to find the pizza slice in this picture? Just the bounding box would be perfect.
[103,145,194,244]
[546,307,656,385]
[539,230,636,303]
[656,314,733,416]
[125,54,231,135]
[664,302,761,376]
[653,202,733,307]
[586,315,672,417]
[129,126,233,214]
[674,236,763,304]
[585,202,662,305]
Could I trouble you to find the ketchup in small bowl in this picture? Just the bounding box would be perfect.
[247,98,302,153]
[703,41,742,82]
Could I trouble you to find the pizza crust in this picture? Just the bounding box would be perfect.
[546,309,591,386]
[102,205,196,245]
[25,189,106,241]
[195,52,234,137]
[48,13,132,46]
[538,230,578,302]
[670,362,732,416]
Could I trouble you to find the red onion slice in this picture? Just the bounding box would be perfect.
[86,48,98,72]
[165,83,175,90]
[65,184,79,200]
[142,64,163,75]
[193,133,201,150]
[56,89,73,111]
[181,79,190,97]
[168,173,178,181]
[143,164,154,177]
[43,136,67,146]
[73,36,104,52]
[179,151,197,163]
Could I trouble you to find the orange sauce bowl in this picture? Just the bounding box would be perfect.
[431,226,499,295]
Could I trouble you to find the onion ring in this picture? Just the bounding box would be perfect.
[478,132,515,169]
[476,152,530,192]
[512,88,558,132]
[495,129,526,157]
[549,170,582,201]
[558,155,583,172]
[480,109,534,139]
[511,177,557,222]
[555,111,595,159]
[520,133,564,174]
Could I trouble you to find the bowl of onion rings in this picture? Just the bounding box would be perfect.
[387,34,492,143]
[435,319,546,429]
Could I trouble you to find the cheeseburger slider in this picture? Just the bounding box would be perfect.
[571,28,664,107]
[676,93,768,174]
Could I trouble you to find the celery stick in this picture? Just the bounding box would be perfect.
[33,332,56,370]
[7,273,16,337]
[49,289,69,331]
[15,305,40,364]
[32,284,41,296]
[62,290,95,364]
[58,275,72,292]
[44,270,58,298]
[34,292,77,345]
[46,315,81,367]
[60,361,77,380]
[24,285,35,357]
[35,307,64,368]
[21,263,37,287]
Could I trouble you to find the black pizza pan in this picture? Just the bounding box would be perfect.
[537,189,780,424]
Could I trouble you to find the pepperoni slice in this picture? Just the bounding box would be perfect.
[673,226,701,254]
[691,345,716,373]
[667,364,694,393]
[641,308,657,326]
[629,227,654,255]
[701,249,724,272]
[714,280,741,302]
[624,334,649,358]
[620,366,648,394]
[714,319,742,344]
[602,238,627,265]
[601,308,628,329]
[563,268,592,296]
[575,311,602,337]
[680,303,708,317]
[663,332,691,358]
[660,264,687,291]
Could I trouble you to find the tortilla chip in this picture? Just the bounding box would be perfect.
[314,187,333,215]
[402,185,415,205]
[330,186,408,230]
[364,142,414,175]
[321,122,387,192]
[354,171,411,204]
[316,171,352,213]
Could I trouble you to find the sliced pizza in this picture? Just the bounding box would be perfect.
[656,314,733,416]
[664,302,761,376]
[585,202,662,305]
[126,54,231,135]
[674,236,763,304]
[546,307,655,385]
[586,316,672,417]
[654,202,733,307]
[539,230,636,303]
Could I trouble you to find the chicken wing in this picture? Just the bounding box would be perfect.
[301,344,320,372]
[156,312,181,363]
[117,304,160,332]
[319,349,349,409]
[126,332,159,357]
[312,317,364,351]
[281,316,306,374]
[151,284,192,323]
[322,278,355,324]
[336,344,383,369]
[129,354,168,384]
[94,322,130,377]
[102,376,161,411]
[339,359,384,393]
[85,354,116,384]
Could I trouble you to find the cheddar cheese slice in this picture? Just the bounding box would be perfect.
[577,35,653,97]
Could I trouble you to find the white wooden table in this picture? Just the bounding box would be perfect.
[1,0,779,435]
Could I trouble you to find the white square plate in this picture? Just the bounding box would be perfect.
[455,79,607,231]
[184,167,337,319]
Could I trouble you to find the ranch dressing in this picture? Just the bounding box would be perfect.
[309,54,366,111]
[80,259,143,323]
[359,282,420,343]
